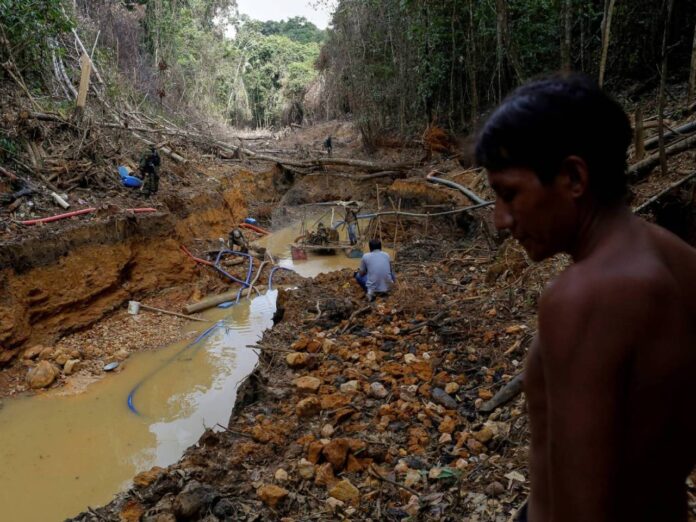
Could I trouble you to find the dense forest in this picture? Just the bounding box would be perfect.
[319,0,696,143]
[1,0,696,139]
[1,0,324,128]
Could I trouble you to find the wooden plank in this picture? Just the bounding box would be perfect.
[76,53,91,109]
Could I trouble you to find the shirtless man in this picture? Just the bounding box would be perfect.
[476,73,696,521]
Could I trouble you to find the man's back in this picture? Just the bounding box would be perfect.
[527,213,696,521]
[359,250,393,293]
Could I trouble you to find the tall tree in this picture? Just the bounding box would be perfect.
[689,18,696,107]
[657,0,675,176]
[598,0,616,87]
[560,0,572,70]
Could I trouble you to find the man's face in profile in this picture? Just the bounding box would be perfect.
[488,166,577,261]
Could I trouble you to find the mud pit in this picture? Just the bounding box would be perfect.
[0,214,361,521]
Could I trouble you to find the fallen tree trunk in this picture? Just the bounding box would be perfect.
[304,170,406,181]
[644,120,696,150]
[633,170,696,213]
[628,133,696,180]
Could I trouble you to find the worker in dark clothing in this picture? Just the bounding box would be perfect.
[228,228,249,253]
[344,201,361,245]
[140,145,161,197]
[323,135,333,157]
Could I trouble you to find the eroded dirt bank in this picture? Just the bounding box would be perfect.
[0,168,267,393]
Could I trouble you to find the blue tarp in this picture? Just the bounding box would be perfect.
[118,165,142,188]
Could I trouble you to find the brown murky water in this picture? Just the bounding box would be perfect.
[0,220,362,522]
[256,218,362,278]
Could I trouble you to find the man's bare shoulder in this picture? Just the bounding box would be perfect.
[538,255,672,362]
[541,260,668,316]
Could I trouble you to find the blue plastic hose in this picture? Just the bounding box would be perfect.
[268,266,294,290]
[126,321,223,416]
[213,250,254,287]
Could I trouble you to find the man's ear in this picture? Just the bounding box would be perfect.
[560,156,589,199]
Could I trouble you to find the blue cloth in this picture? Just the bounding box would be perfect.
[358,249,394,295]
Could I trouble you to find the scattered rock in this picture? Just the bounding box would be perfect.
[22,345,45,360]
[485,481,506,497]
[404,469,421,488]
[325,496,345,512]
[444,381,460,394]
[328,479,360,506]
[63,359,80,375]
[297,458,315,479]
[314,462,337,487]
[291,337,309,351]
[212,498,235,518]
[438,432,452,444]
[274,468,289,482]
[119,499,145,522]
[306,339,322,353]
[26,360,59,389]
[428,467,442,479]
[431,388,458,409]
[54,350,70,366]
[320,424,334,438]
[173,480,218,519]
[114,349,130,362]
[322,438,349,470]
[321,338,336,353]
[133,467,165,488]
[369,381,388,399]
[257,484,289,508]
[438,415,456,434]
[394,460,410,474]
[473,426,494,444]
[38,346,54,361]
[478,388,494,400]
[293,375,321,393]
[296,396,321,418]
[286,352,312,369]
[339,380,359,394]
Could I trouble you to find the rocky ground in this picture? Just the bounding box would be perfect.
[65,227,558,521]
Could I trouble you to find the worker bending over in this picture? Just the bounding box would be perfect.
[354,239,395,301]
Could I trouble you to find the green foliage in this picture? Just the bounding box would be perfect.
[138,2,320,127]
[0,0,73,78]
[258,17,325,44]
[237,24,320,126]
[321,0,696,138]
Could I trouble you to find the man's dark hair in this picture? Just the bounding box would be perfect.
[369,239,381,251]
[475,73,632,204]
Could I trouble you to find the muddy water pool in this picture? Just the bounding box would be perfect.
[0,222,360,521]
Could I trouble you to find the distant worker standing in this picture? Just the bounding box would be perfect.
[139,145,161,198]
[354,239,395,301]
[323,135,333,157]
[344,201,361,245]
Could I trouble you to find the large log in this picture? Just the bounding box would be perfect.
[644,120,696,150]
[628,133,696,180]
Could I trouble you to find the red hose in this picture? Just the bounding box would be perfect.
[20,207,157,225]
[239,222,270,235]
[20,208,96,225]
[180,245,215,267]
